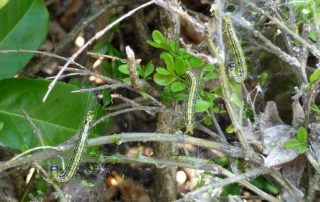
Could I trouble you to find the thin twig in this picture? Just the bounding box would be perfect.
[111,94,143,108]
[72,84,129,93]
[0,133,244,173]
[0,49,86,69]
[87,51,129,63]
[93,106,161,127]
[85,153,221,172]
[22,110,45,146]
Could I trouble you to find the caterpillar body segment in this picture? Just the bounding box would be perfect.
[51,111,94,183]
[184,70,198,135]
[224,16,248,84]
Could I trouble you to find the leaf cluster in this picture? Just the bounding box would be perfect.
[284,127,308,154]
[146,30,219,117]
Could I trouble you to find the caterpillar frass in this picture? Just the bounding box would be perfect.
[51,111,94,183]
[185,70,198,135]
[224,16,248,84]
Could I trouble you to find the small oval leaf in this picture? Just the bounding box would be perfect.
[310,69,320,83]
[195,99,211,112]
[175,57,186,76]
[170,81,187,92]
[156,67,172,75]
[154,73,176,86]
[152,30,165,44]
[118,64,129,74]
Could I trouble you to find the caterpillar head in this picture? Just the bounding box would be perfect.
[50,165,59,171]
[229,62,236,68]
[185,125,194,135]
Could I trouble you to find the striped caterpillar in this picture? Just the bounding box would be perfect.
[50,111,94,183]
[185,70,198,134]
[224,16,247,84]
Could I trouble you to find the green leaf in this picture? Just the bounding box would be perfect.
[195,99,211,112]
[203,115,213,126]
[310,69,320,83]
[250,176,280,195]
[214,87,222,96]
[202,72,219,81]
[154,73,176,86]
[0,0,9,9]
[189,56,204,68]
[170,81,187,92]
[0,78,105,149]
[245,107,255,122]
[212,107,220,113]
[284,139,301,149]
[139,91,149,99]
[0,0,49,79]
[214,156,229,167]
[137,64,142,76]
[203,64,215,71]
[152,30,166,44]
[0,122,3,132]
[162,86,170,105]
[118,64,129,74]
[309,29,318,42]
[304,83,311,91]
[205,93,216,102]
[169,40,179,52]
[147,40,162,48]
[175,57,186,76]
[178,48,188,57]
[296,127,308,143]
[172,92,187,101]
[226,124,235,134]
[123,77,131,83]
[310,103,320,114]
[297,145,308,154]
[103,90,112,106]
[230,82,241,93]
[156,67,172,75]
[220,183,241,196]
[144,61,154,78]
[160,52,175,72]
[111,135,120,145]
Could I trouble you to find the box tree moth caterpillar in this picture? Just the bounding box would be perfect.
[51,111,94,183]
[224,16,247,84]
[185,70,198,134]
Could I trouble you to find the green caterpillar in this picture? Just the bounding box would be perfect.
[224,16,247,84]
[51,111,94,183]
[185,70,198,134]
